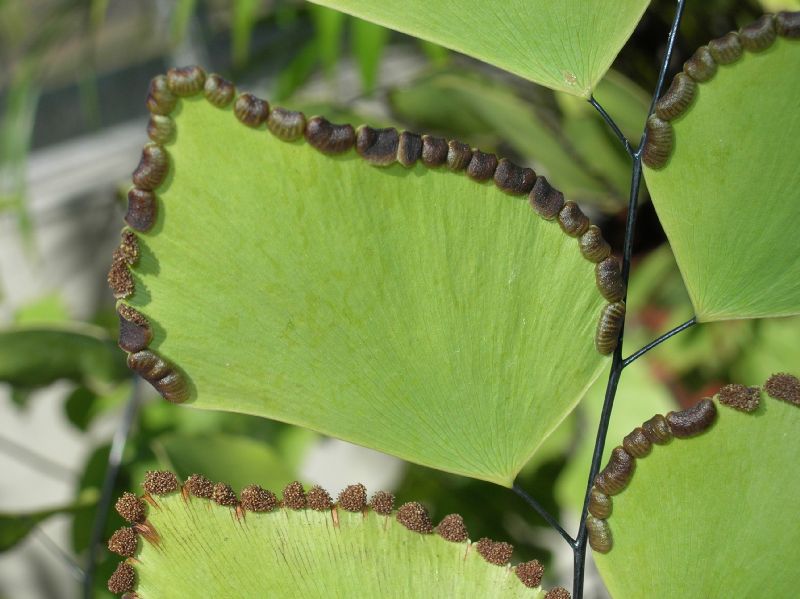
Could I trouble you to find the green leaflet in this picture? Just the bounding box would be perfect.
[593,374,800,598]
[106,476,553,597]
[116,69,616,486]
[644,21,800,321]
[307,0,650,97]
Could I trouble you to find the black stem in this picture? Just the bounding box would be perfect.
[512,483,575,546]
[82,378,141,599]
[0,434,77,482]
[571,2,687,597]
[622,317,696,368]
[588,96,634,158]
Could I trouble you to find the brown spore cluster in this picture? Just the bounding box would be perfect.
[765,372,800,406]
[107,562,136,594]
[282,481,307,510]
[115,492,146,524]
[108,527,139,558]
[395,502,433,533]
[212,482,239,507]
[545,587,572,599]
[184,474,214,499]
[436,514,469,543]
[474,538,513,566]
[240,484,278,512]
[307,486,333,511]
[337,483,367,512]
[369,490,395,515]
[515,560,545,588]
[143,470,179,496]
[718,384,761,412]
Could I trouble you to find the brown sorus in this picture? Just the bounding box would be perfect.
[436,514,468,543]
[545,587,572,599]
[474,537,513,566]
[740,14,777,51]
[776,11,800,38]
[282,481,306,510]
[666,398,717,438]
[586,515,612,554]
[356,126,400,166]
[146,114,175,144]
[515,559,545,588]
[234,93,270,127]
[369,490,395,515]
[493,158,536,194]
[764,373,800,406]
[117,231,139,265]
[718,384,761,412]
[642,115,674,169]
[166,65,206,96]
[622,427,652,458]
[108,527,138,558]
[421,135,448,166]
[125,188,158,232]
[558,201,590,237]
[683,46,717,82]
[446,140,472,171]
[397,131,423,167]
[595,256,626,303]
[708,32,743,64]
[107,256,134,299]
[132,143,169,191]
[595,301,626,355]
[267,107,307,141]
[304,117,356,155]
[395,502,433,533]
[184,474,214,499]
[127,350,189,403]
[529,177,565,220]
[204,74,236,108]
[117,304,152,353]
[338,483,367,512]
[594,446,635,495]
[579,225,612,263]
[107,562,136,594]
[143,470,179,495]
[212,482,238,507]
[466,150,498,181]
[145,74,176,115]
[588,486,613,519]
[115,492,146,524]
[240,484,278,512]
[654,73,697,121]
[642,414,673,445]
[307,486,333,511]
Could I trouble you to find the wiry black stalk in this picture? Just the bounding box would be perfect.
[82,377,141,599]
[623,317,696,367]
[570,2,689,597]
[588,96,634,158]
[513,483,575,546]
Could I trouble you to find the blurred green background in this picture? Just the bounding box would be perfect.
[1,1,798,597]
